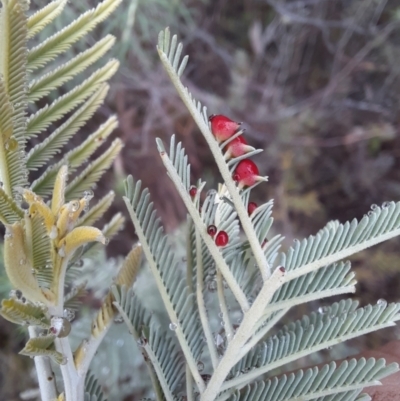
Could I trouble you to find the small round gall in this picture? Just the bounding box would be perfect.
[207,225,217,237]
[233,159,261,187]
[209,115,241,143]
[215,231,229,247]
[189,186,197,198]
[248,201,258,215]
[224,136,253,159]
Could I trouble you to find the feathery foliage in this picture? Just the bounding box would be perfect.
[115,27,400,401]
[0,0,123,400]
[0,1,400,400]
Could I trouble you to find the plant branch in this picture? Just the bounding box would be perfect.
[200,267,286,401]
[186,364,195,401]
[123,196,206,393]
[262,285,356,317]
[196,228,219,368]
[28,326,58,401]
[216,269,234,342]
[157,142,250,312]
[220,321,398,393]
[239,308,289,362]
[285,227,400,281]
[157,38,271,280]
[54,337,80,401]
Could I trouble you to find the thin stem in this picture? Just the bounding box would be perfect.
[216,269,233,342]
[200,267,286,401]
[157,47,271,280]
[75,322,111,377]
[195,228,219,369]
[157,146,249,312]
[51,255,68,316]
[260,285,356,317]
[0,133,12,196]
[123,196,205,393]
[28,326,58,401]
[238,308,289,362]
[186,216,194,293]
[186,364,195,401]
[54,337,80,401]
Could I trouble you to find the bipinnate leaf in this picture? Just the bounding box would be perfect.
[265,261,356,312]
[27,59,119,137]
[85,372,107,401]
[76,190,115,227]
[58,226,105,258]
[28,35,115,103]
[24,212,52,273]
[64,283,87,311]
[112,285,185,400]
[65,138,123,199]
[0,297,50,327]
[0,77,27,196]
[27,0,67,39]
[228,299,400,391]
[362,340,400,401]
[52,165,68,215]
[20,334,65,364]
[225,358,398,401]
[27,0,122,71]
[280,201,400,281]
[30,113,118,196]
[0,187,24,224]
[115,244,142,287]
[27,85,110,171]
[123,176,205,391]
[4,222,49,304]
[0,0,28,142]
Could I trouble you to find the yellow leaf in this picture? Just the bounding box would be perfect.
[20,335,65,364]
[116,244,142,287]
[52,165,68,215]
[58,226,105,258]
[23,188,55,233]
[4,222,49,304]
[67,197,89,227]
[56,201,78,239]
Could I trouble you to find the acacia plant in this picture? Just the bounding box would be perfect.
[1,1,400,401]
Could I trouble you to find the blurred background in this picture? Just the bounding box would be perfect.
[2,0,400,399]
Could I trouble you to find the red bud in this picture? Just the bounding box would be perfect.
[215,231,229,247]
[209,115,241,142]
[233,159,261,187]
